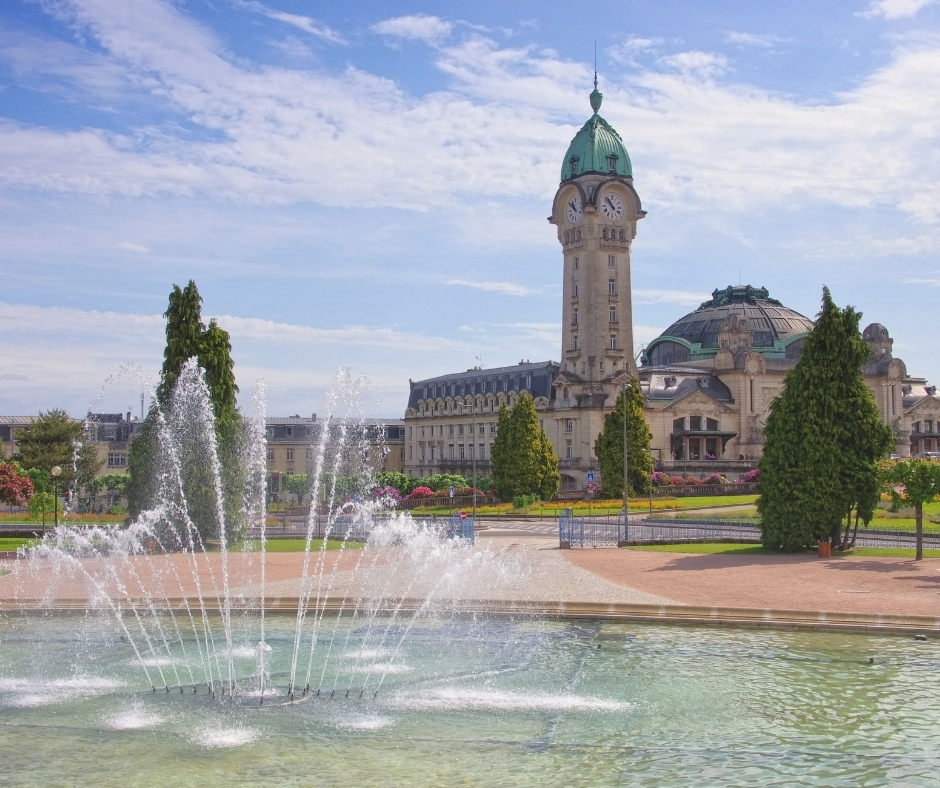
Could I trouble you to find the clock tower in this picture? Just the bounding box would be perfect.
[549,77,645,404]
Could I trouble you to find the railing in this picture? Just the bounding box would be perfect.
[248,511,474,543]
[559,512,625,548]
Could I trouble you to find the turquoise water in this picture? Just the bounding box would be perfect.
[1,615,938,787]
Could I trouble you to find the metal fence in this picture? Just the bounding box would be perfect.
[558,514,940,550]
[248,512,474,544]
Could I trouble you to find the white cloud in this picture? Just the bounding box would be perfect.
[235,1,345,44]
[633,289,710,306]
[371,14,453,44]
[115,242,150,254]
[445,279,535,296]
[724,31,788,47]
[901,277,940,286]
[4,0,940,230]
[608,36,663,64]
[859,0,937,20]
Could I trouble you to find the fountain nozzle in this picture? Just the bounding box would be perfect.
[152,686,156,693]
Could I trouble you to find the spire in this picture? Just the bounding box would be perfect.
[589,75,603,114]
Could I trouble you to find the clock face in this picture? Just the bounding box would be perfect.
[601,192,624,220]
[565,195,583,223]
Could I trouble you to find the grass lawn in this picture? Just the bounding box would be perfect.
[626,542,940,558]
[0,538,34,551]
[242,539,363,552]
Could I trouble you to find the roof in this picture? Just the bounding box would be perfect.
[560,82,632,181]
[642,285,814,366]
[408,361,559,410]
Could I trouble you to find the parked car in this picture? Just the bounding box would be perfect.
[913,451,940,459]
[887,454,901,460]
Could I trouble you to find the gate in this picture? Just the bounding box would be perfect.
[559,511,625,548]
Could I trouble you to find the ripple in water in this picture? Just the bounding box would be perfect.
[334,714,396,730]
[396,688,630,712]
[0,677,124,708]
[192,726,260,749]
[110,709,163,730]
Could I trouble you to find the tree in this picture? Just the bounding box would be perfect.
[594,378,653,499]
[13,409,82,486]
[156,280,205,408]
[0,464,34,506]
[199,319,239,425]
[758,288,894,551]
[130,282,246,543]
[74,441,105,499]
[882,458,940,560]
[490,394,559,502]
[282,473,313,506]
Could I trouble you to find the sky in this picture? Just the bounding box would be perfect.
[2,0,940,419]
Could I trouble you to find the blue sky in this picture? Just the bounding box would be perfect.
[2,0,939,417]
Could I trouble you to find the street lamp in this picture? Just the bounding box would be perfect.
[622,382,629,543]
[50,465,62,529]
[469,399,477,522]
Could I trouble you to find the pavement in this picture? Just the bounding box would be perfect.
[3,523,938,626]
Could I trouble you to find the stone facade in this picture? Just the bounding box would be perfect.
[402,83,939,492]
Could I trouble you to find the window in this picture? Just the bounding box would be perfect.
[608,279,616,295]
[913,421,921,433]
[574,256,580,269]
[286,426,293,438]
[266,449,275,462]
[565,419,573,432]
[573,335,578,351]
[673,418,685,431]
[927,420,935,433]
[565,440,573,460]
[690,416,702,431]
[479,442,485,459]
[490,423,496,434]
[458,425,464,435]
[420,446,426,460]
[609,307,617,323]
[449,444,455,459]
[610,334,617,350]
[504,379,508,391]
[573,308,578,325]
[423,386,428,398]
[608,155,617,173]
[448,425,454,436]
[421,426,425,437]
[286,449,294,461]
[408,446,413,460]
[306,448,314,460]
[107,453,127,467]
[459,444,465,460]
[574,283,579,298]
[608,254,615,267]
[479,424,485,435]
[569,157,579,177]
[526,373,532,389]
[706,418,719,431]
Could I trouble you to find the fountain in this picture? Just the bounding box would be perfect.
[2,361,940,786]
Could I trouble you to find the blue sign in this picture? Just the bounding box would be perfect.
[586,472,595,483]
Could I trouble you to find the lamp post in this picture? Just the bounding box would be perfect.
[50,465,62,529]
[622,383,629,542]
[470,398,477,522]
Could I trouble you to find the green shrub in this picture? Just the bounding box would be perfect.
[512,493,540,509]
[107,503,127,515]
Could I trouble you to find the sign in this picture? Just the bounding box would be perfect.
[586,472,595,483]
[353,493,361,503]
[449,486,455,498]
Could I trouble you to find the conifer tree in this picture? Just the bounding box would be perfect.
[758,287,893,551]
[594,378,653,498]
[490,394,559,501]
[14,409,83,486]
[156,280,204,408]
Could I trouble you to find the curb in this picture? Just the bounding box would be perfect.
[2,598,938,636]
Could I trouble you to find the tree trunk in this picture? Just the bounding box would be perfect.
[850,510,860,548]
[840,506,851,551]
[916,502,923,561]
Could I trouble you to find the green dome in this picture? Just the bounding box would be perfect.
[560,84,633,181]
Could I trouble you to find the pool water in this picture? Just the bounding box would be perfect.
[1,615,938,787]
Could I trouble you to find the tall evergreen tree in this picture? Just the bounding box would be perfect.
[758,287,893,551]
[594,378,653,499]
[199,319,239,425]
[490,394,559,501]
[14,409,82,486]
[156,280,205,408]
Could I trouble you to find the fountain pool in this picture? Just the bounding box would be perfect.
[2,614,940,787]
